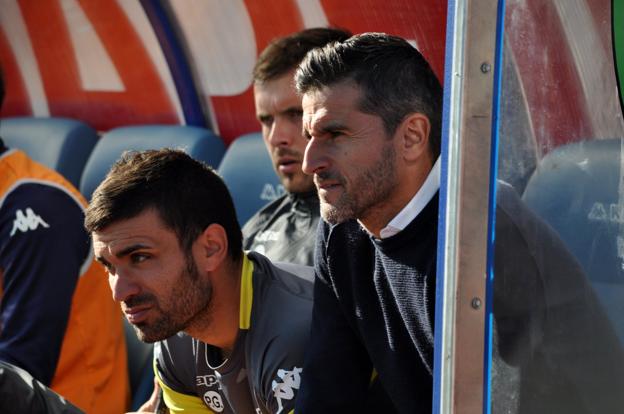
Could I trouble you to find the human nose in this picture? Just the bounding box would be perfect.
[268,118,294,148]
[108,271,140,303]
[303,136,329,175]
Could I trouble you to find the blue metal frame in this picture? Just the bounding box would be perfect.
[434,0,506,411]
[483,1,506,412]
[140,0,209,128]
[432,0,458,411]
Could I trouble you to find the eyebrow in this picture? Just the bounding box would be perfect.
[258,104,302,114]
[281,106,303,115]
[258,106,302,121]
[95,243,148,266]
[322,120,348,132]
[115,243,149,258]
[303,119,348,138]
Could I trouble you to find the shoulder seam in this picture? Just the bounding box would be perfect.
[0,148,18,162]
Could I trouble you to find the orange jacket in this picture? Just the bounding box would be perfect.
[0,149,129,413]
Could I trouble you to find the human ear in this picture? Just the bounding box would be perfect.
[399,113,431,162]
[195,223,229,272]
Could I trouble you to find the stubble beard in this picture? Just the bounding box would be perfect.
[274,147,315,194]
[319,143,397,225]
[281,172,315,194]
[132,255,212,343]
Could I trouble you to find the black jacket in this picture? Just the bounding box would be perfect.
[242,191,320,266]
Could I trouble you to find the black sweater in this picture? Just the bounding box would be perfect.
[296,192,438,413]
[296,183,624,414]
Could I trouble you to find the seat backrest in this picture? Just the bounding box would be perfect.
[522,138,624,341]
[79,125,226,199]
[218,132,284,225]
[123,319,154,411]
[0,117,98,188]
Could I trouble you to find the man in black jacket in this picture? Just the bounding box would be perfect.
[294,32,624,413]
[243,28,350,265]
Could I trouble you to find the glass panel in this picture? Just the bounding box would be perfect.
[490,0,624,412]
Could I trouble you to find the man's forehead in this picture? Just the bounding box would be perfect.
[92,210,168,254]
[253,71,299,106]
[302,89,324,111]
[303,81,361,108]
[302,84,361,127]
[302,105,330,131]
[92,226,152,255]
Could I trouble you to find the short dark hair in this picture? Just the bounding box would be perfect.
[295,32,443,158]
[85,149,242,261]
[253,27,351,83]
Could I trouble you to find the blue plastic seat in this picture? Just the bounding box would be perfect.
[0,117,98,188]
[123,320,155,411]
[218,132,284,225]
[80,125,226,199]
[522,138,624,342]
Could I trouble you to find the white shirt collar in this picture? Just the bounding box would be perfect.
[379,157,441,239]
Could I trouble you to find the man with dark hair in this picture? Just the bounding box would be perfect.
[243,27,351,265]
[85,149,314,414]
[294,32,624,413]
[0,69,128,412]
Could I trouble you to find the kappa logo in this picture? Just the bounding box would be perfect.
[255,230,280,242]
[260,183,285,201]
[271,367,302,414]
[588,202,624,223]
[10,208,50,237]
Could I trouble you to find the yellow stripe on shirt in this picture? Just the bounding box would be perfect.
[154,360,214,414]
[370,368,378,383]
[239,253,254,330]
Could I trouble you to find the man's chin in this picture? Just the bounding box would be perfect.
[320,202,353,225]
[279,175,315,194]
[132,322,179,344]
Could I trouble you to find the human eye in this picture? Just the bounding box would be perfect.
[97,258,115,275]
[130,252,150,265]
[258,115,273,128]
[326,129,343,139]
[286,109,303,121]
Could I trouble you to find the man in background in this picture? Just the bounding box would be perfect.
[0,70,129,413]
[248,28,396,414]
[243,27,350,265]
